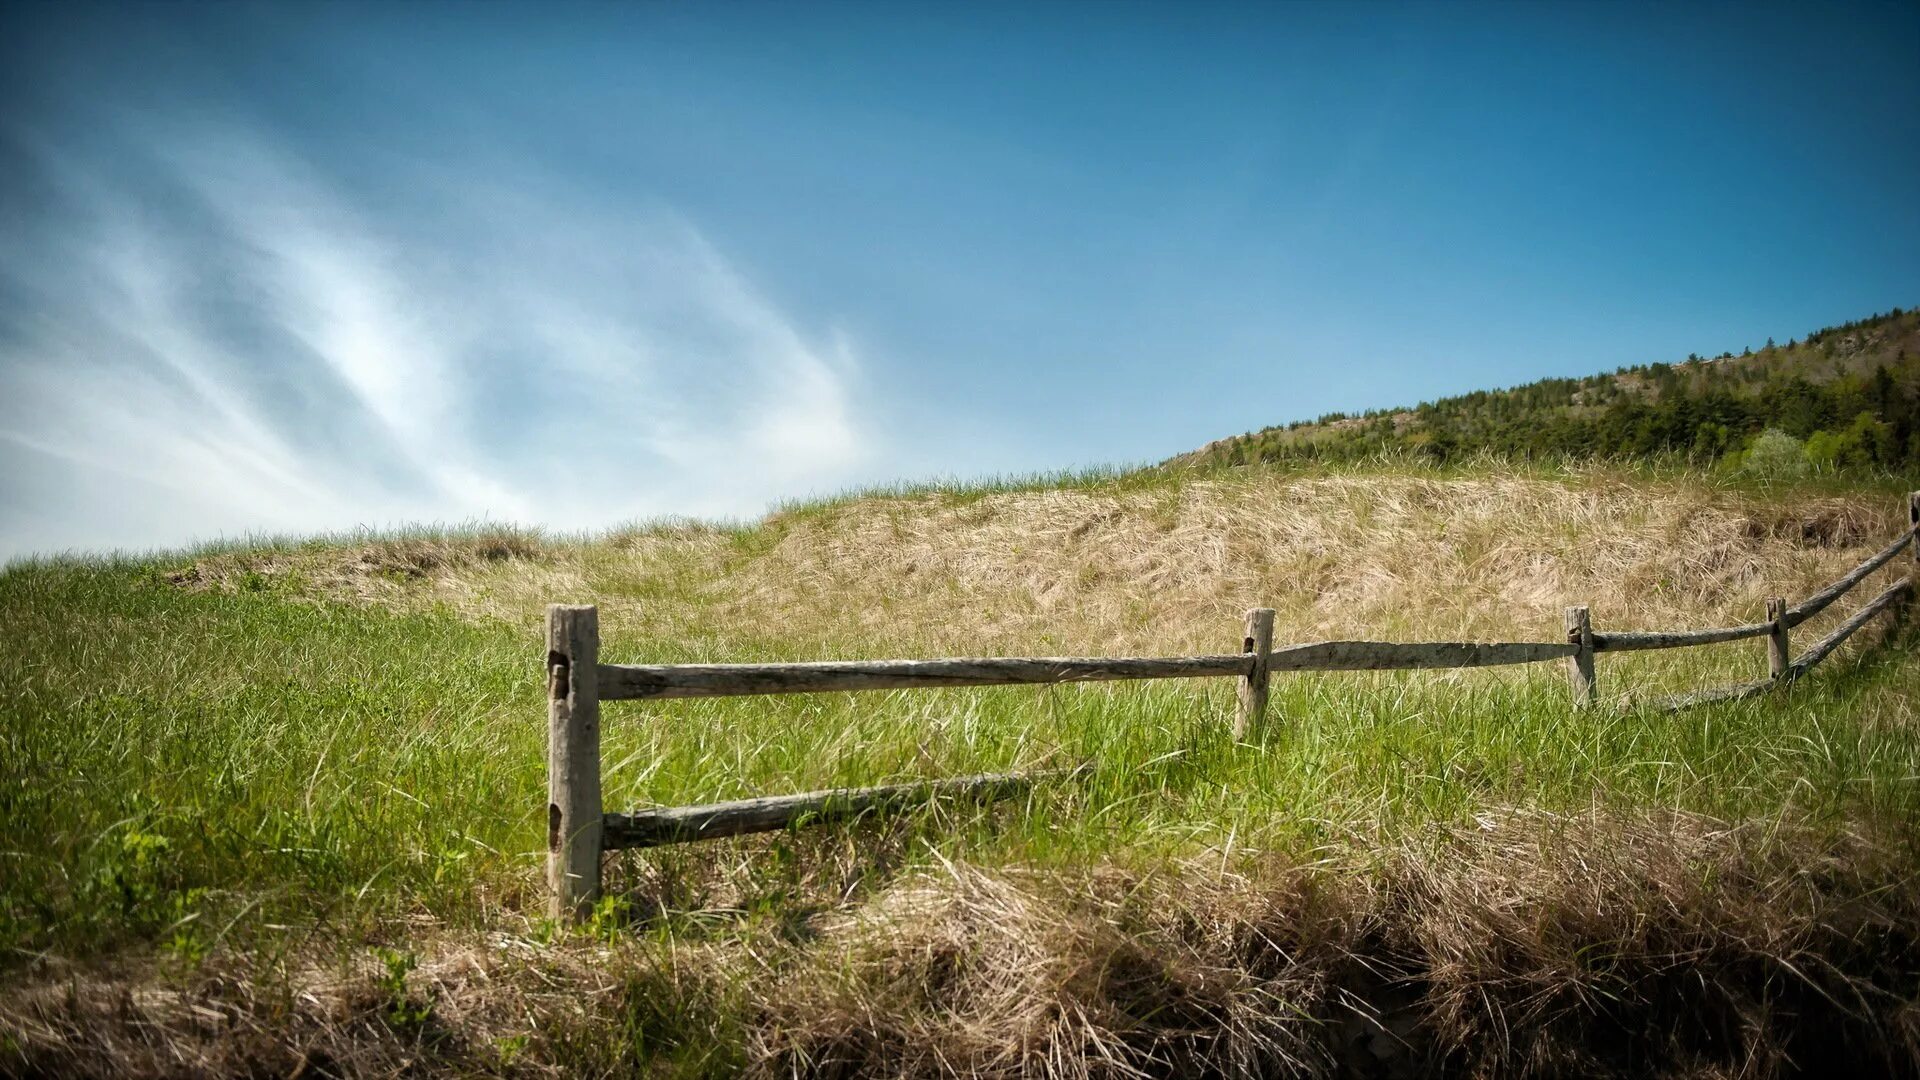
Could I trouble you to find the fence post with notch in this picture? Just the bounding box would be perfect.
[1765,597,1789,680]
[1235,607,1276,739]
[1565,605,1595,708]
[1909,491,1919,569]
[547,603,603,920]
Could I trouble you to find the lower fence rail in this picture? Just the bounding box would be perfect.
[603,769,1064,850]
[1657,576,1912,712]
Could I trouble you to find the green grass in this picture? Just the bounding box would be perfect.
[6,549,1917,965]
[771,453,1920,522]
[6,465,1920,1075]
[766,463,1161,517]
[0,562,539,959]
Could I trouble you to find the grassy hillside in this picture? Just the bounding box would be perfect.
[5,463,1920,1076]
[1176,307,1920,474]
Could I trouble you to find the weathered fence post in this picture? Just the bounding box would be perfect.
[1901,492,1920,628]
[1910,491,1919,566]
[547,604,603,920]
[1235,607,1275,739]
[1758,591,1789,676]
[1765,597,1789,680]
[1565,605,1595,708]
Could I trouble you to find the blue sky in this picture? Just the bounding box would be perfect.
[2,2,1916,557]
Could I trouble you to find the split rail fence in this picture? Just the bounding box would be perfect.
[547,493,1920,917]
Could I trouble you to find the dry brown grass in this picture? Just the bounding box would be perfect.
[158,471,1902,664]
[166,529,544,606]
[7,809,1916,1078]
[756,812,1920,1078]
[339,471,1907,663]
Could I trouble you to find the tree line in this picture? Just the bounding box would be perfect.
[1195,308,1920,476]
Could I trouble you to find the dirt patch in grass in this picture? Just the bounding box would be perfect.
[1737,501,1884,549]
[160,530,546,605]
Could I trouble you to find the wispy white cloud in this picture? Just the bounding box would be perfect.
[0,118,879,558]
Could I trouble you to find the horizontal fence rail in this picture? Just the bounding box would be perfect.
[1270,640,1576,670]
[1656,576,1913,712]
[1790,576,1912,675]
[1591,622,1773,652]
[596,640,1580,702]
[1657,677,1778,712]
[604,770,1051,850]
[545,491,1920,918]
[598,654,1252,701]
[1786,530,1913,628]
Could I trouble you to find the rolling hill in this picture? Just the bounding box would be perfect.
[1173,306,1920,474]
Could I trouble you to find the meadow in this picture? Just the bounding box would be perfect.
[4,461,1919,1077]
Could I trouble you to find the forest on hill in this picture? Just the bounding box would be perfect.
[1179,307,1920,475]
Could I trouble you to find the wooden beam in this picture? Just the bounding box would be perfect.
[1234,608,1275,740]
[1784,530,1914,629]
[1765,597,1789,680]
[597,638,1580,702]
[1591,622,1771,652]
[1910,492,1919,570]
[1788,577,1911,677]
[602,770,1045,850]
[1661,578,1910,712]
[547,604,603,920]
[598,653,1253,701]
[1565,606,1595,708]
[1908,491,1920,620]
[1264,639,1577,671]
[1658,677,1775,712]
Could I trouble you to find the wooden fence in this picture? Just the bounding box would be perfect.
[546,492,1920,917]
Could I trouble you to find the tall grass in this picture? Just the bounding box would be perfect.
[5,543,1915,962]
[3,463,1918,1075]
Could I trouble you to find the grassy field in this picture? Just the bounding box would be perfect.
[4,462,1920,1076]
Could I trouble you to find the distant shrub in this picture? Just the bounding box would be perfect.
[1806,412,1897,471]
[1739,428,1810,479]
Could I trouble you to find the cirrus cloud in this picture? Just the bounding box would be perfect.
[0,116,879,558]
